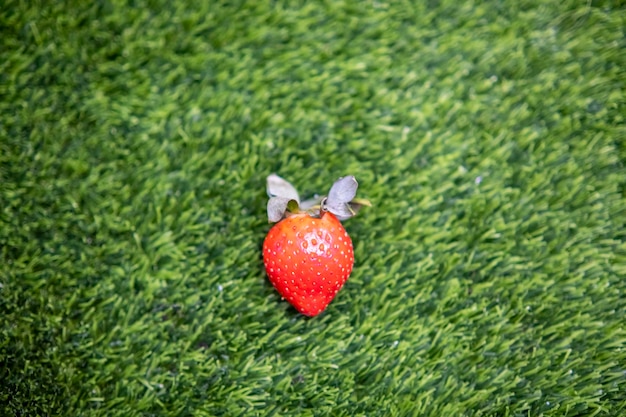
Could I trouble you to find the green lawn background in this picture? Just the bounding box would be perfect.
[1,0,625,416]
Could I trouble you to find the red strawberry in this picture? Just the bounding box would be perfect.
[262,175,370,317]
[263,211,354,316]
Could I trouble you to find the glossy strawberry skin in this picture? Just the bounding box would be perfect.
[263,211,354,317]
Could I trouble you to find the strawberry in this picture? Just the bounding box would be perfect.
[262,175,370,317]
[263,211,354,316]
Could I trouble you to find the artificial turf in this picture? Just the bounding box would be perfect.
[1,0,625,416]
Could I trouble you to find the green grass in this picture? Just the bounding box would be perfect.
[1,0,625,416]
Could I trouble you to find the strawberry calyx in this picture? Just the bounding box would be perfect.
[266,174,371,223]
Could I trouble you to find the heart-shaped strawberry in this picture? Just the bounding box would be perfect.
[262,175,370,316]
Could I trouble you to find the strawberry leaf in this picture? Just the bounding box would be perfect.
[267,197,298,223]
[267,174,300,203]
[328,176,358,203]
[323,176,359,219]
[324,200,355,219]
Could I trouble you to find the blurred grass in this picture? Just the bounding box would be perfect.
[1,0,625,416]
